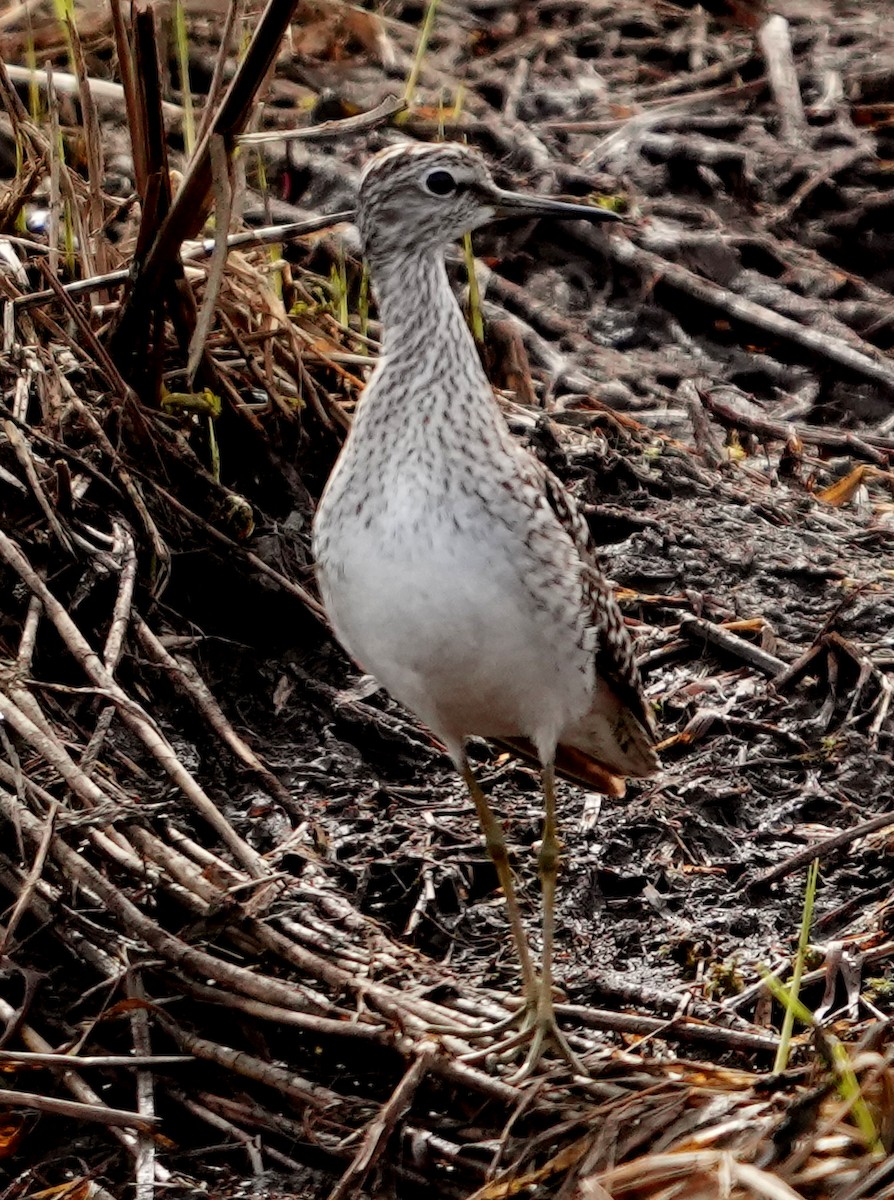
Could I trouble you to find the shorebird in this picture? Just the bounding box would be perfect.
[313,142,657,1076]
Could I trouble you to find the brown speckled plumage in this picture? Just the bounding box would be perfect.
[315,142,655,783]
[312,143,657,1075]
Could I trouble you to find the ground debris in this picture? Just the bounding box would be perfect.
[2,1,894,1197]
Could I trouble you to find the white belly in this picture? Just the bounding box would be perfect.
[315,501,591,753]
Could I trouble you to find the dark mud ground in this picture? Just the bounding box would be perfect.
[224,360,894,1023]
[4,0,894,1196]
[231,0,894,1035]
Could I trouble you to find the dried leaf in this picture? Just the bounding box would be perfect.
[817,464,873,506]
[27,1180,91,1200]
[0,1115,24,1158]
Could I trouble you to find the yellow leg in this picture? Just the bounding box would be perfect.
[539,760,560,1009]
[509,763,588,1081]
[460,758,538,1006]
[454,760,589,1078]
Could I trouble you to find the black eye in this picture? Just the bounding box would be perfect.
[425,169,458,196]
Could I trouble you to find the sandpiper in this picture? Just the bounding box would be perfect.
[313,142,657,1076]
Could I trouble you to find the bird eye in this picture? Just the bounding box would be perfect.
[424,169,458,196]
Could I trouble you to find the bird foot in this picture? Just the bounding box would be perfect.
[459,998,589,1081]
[508,1006,589,1082]
[423,1006,521,1042]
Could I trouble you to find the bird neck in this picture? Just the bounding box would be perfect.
[326,245,516,504]
[370,248,487,381]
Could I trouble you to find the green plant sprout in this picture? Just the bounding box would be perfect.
[463,231,484,347]
[761,967,883,1154]
[357,265,370,341]
[50,0,75,73]
[404,0,438,108]
[173,0,196,155]
[774,858,819,1074]
[162,388,222,481]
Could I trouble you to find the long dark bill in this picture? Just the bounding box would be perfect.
[490,188,626,223]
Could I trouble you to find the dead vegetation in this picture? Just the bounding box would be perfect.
[2,0,894,1197]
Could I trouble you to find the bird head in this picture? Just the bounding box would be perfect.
[356,142,623,262]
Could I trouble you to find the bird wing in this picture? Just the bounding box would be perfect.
[495,733,629,795]
[536,461,656,748]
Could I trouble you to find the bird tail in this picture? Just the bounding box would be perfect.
[495,737,628,797]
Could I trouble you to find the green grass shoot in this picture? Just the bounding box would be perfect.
[329,248,350,328]
[253,145,283,301]
[404,0,439,108]
[239,17,252,61]
[25,34,41,123]
[48,93,76,276]
[761,967,883,1153]
[13,141,26,234]
[15,34,32,235]
[50,0,75,72]
[207,416,220,482]
[463,233,484,346]
[774,857,819,1074]
[173,0,196,155]
[62,196,76,276]
[453,91,484,348]
[161,388,222,481]
[358,265,370,341]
